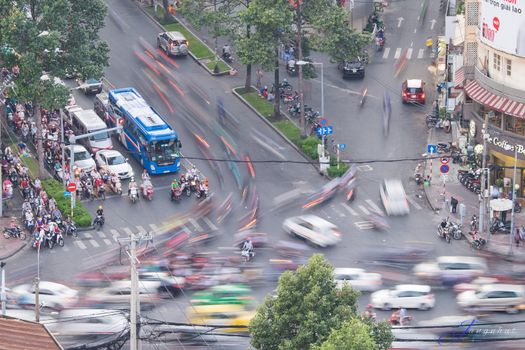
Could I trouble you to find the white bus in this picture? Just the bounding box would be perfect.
[70,109,113,153]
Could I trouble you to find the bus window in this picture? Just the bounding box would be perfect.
[149,140,178,163]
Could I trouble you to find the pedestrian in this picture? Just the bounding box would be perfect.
[515,228,521,247]
[450,197,458,213]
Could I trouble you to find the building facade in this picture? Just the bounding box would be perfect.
[463,0,525,195]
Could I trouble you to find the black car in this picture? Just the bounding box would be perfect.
[340,59,365,79]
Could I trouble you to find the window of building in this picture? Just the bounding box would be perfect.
[506,59,512,76]
[467,2,479,26]
[493,53,501,71]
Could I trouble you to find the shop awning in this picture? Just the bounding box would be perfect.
[465,80,525,119]
[454,67,464,89]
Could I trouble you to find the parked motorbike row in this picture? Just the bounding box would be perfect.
[170,171,209,202]
[437,218,463,243]
[457,169,483,195]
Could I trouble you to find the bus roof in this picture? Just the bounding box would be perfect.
[109,88,177,139]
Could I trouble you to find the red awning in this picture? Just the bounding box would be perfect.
[465,80,525,119]
[454,67,464,89]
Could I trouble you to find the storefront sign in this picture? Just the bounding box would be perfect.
[486,135,525,155]
[480,0,525,57]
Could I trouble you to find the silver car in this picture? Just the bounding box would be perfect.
[380,179,410,216]
[282,215,342,247]
[157,31,189,57]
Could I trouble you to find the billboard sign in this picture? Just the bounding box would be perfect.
[480,0,525,57]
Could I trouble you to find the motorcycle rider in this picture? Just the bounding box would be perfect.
[222,44,232,60]
[242,237,254,257]
[96,205,104,217]
[141,169,150,182]
[109,172,120,193]
[362,304,376,320]
[128,177,138,197]
[22,198,31,213]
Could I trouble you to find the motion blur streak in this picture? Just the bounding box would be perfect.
[168,79,185,97]
[245,155,255,178]
[394,49,408,78]
[133,51,160,76]
[303,197,323,209]
[152,83,174,113]
[155,59,171,75]
[144,49,155,60]
[220,136,237,157]
[192,132,210,149]
[156,48,180,69]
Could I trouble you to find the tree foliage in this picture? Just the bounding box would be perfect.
[313,318,377,350]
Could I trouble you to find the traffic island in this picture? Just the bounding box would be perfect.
[232,86,348,177]
[141,5,231,76]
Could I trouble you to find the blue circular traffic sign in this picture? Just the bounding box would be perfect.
[440,164,450,174]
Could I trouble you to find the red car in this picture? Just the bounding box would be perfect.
[402,79,426,104]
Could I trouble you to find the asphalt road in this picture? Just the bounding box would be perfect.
[4,1,525,349]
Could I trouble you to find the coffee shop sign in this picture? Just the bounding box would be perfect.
[486,136,525,155]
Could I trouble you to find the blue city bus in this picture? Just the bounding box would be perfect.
[107,88,182,174]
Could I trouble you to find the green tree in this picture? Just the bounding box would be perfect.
[1,0,109,177]
[313,318,377,350]
[361,316,396,350]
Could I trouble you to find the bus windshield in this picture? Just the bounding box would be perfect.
[149,139,179,164]
[89,129,109,141]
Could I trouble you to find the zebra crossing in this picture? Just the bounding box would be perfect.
[69,217,218,251]
[376,46,434,61]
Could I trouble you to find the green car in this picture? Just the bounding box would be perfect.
[190,284,253,305]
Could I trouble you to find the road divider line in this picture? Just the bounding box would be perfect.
[97,231,106,238]
[122,227,134,238]
[75,240,87,250]
[354,221,374,230]
[189,218,203,232]
[394,48,402,60]
[89,239,100,248]
[84,232,93,239]
[103,239,112,246]
[342,203,359,216]
[136,225,147,234]
[110,229,120,242]
[407,196,423,210]
[382,47,390,59]
[202,217,218,231]
[417,48,425,59]
[406,48,413,60]
[365,199,383,214]
[358,205,370,215]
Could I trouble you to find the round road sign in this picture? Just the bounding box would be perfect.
[67,182,77,193]
[320,118,327,126]
[440,157,449,165]
[440,164,450,174]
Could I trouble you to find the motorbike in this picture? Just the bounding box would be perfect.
[196,184,208,199]
[48,223,64,247]
[470,215,478,231]
[241,248,255,262]
[514,200,522,213]
[64,221,78,238]
[43,229,55,249]
[375,36,385,51]
[31,231,44,249]
[93,214,105,230]
[141,181,154,201]
[3,226,26,240]
[490,219,511,234]
[9,171,18,187]
[389,313,413,326]
[468,230,487,250]
[286,61,297,76]
[437,219,452,243]
[360,87,368,106]
[345,178,357,202]
[129,186,139,203]
[170,186,182,201]
[222,51,233,63]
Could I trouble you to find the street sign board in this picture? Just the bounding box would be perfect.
[67,183,77,193]
[440,157,449,164]
[427,144,437,154]
[316,126,334,136]
[63,191,71,197]
[440,164,450,174]
[326,126,333,135]
[338,144,346,150]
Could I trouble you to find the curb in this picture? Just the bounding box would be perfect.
[231,87,322,174]
[0,242,27,260]
[77,226,95,232]
[135,3,232,76]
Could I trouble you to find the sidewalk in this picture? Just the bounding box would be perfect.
[0,217,27,260]
[424,124,525,260]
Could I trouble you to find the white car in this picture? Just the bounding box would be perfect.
[414,256,488,282]
[457,284,525,314]
[370,284,435,310]
[13,281,79,310]
[380,179,410,216]
[65,145,96,172]
[95,149,133,179]
[282,215,342,247]
[334,268,382,292]
[84,280,160,310]
[48,309,128,346]
[157,31,189,56]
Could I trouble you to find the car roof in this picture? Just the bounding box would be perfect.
[395,284,431,292]
[294,215,336,228]
[66,144,89,153]
[479,284,525,292]
[209,284,251,293]
[98,149,123,158]
[334,268,365,275]
[38,281,75,292]
[165,31,187,40]
[406,79,423,88]
[437,256,487,265]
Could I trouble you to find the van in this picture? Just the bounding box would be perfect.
[70,109,113,153]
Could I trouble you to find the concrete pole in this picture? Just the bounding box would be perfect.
[320,62,325,155]
[70,142,75,217]
[60,112,66,187]
[296,2,305,137]
[0,110,3,218]
[510,146,518,256]
[130,232,139,350]
[34,243,41,323]
[479,114,489,237]
[1,262,6,316]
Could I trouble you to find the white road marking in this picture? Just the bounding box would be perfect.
[75,240,87,250]
[89,239,100,248]
[414,28,417,33]
[342,203,359,216]
[354,221,374,230]
[188,218,203,232]
[417,48,425,59]
[406,48,413,60]
[122,227,134,239]
[410,41,413,47]
[331,205,346,217]
[103,239,112,246]
[97,231,106,238]
[202,216,218,231]
[365,199,384,214]
[149,223,160,234]
[110,229,120,242]
[358,205,370,215]
[407,196,423,210]
[357,165,373,172]
[394,48,402,60]
[136,225,147,234]
[83,232,93,239]
[382,47,390,59]
[321,210,331,219]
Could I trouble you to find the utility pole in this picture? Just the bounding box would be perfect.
[479,114,489,238]
[1,262,6,316]
[296,0,306,137]
[121,230,152,350]
[35,241,41,323]
[510,145,518,255]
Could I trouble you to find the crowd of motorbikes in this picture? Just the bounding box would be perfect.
[437,215,489,250]
[170,168,209,202]
[458,169,483,195]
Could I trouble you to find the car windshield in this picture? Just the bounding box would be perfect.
[149,139,179,163]
[107,155,126,165]
[74,151,91,161]
[86,78,100,84]
[407,87,423,93]
[89,129,109,141]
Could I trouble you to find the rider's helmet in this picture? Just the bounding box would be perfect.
[98,205,103,210]
[180,174,186,181]
[130,177,135,182]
